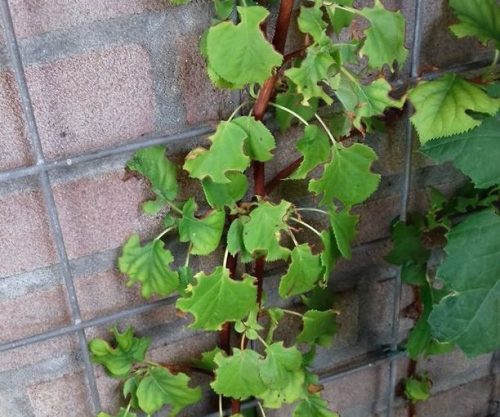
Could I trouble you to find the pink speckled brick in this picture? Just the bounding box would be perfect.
[0,71,32,171]
[53,169,157,260]
[0,188,57,277]
[26,45,155,160]
[10,0,170,38]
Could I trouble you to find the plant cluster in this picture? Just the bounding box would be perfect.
[89,0,499,416]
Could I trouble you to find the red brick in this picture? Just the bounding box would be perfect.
[0,187,56,278]
[10,0,170,38]
[0,285,71,342]
[26,45,154,160]
[0,71,31,171]
[53,170,158,260]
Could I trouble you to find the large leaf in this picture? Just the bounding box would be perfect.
[243,201,292,261]
[358,0,408,70]
[211,349,267,400]
[408,74,500,143]
[297,309,338,347]
[178,198,225,256]
[297,6,327,43]
[206,6,282,88]
[449,0,500,48]
[136,367,201,416]
[176,266,257,331]
[118,235,179,299]
[232,116,276,162]
[421,113,500,189]
[428,210,500,356]
[183,121,250,183]
[288,125,331,180]
[258,342,303,389]
[309,143,380,207]
[279,244,324,298]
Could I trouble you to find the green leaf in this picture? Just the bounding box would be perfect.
[227,216,254,263]
[328,208,359,259]
[429,210,500,356]
[325,0,354,34]
[136,367,201,416]
[288,125,331,180]
[232,116,276,162]
[259,342,303,389]
[293,395,339,417]
[178,266,195,298]
[449,0,500,48]
[409,74,500,143]
[89,327,150,378]
[176,266,257,331]
[127,146,178,212]
[258,370,305,408]
[183,121,250,183]
[123,376,140,409]
[243,201,292,261]
[202,172,248,210]
[298,6,327,43]
[206,6,283,88]
[279,244,324,298]
[358,0,408,70]
[320,229,341,283]
[404,376,431,402]
[118,235,179,299]
[297,309,338,347]
[192,347,223,372]
[235,306,263,340]
[97,409,137,417]
[275,87,318,132]
[286,47,335,105]
[211,349,267,400]
[178,198,225,256]
[309,143,380,207]
[333,73,404,131]
[386,221,430,265]
[421,113,500,188]
[214,0,234,20]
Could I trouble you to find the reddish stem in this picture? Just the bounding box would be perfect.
[265,157,303,194]
[272,0,294,53]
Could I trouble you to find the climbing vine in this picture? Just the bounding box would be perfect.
[89,0,499,416]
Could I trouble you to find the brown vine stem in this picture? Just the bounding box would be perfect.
[265,156,303,195]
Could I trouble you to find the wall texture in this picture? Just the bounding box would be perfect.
[0,0,498,417]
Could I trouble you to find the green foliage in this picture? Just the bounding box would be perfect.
[404,376,431,402]
[232,116,276,162]
[328,208,359,259]
[297,309,338,347]
[202,172,248,210]
[275,87,318,132]
[97,409,136,417]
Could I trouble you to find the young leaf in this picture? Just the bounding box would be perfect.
[178,198,225,256]
[297,309,338,347]
[279,244,324,298]
[408,74,500,143]
[214,0,234,20]
[259,342,304,390]
[275,87,318,132]
[89,327,150,378]
[324,0,354,34]
[448,0,500,48]
[211,349,267,399]
[136,367,201,416]
[183,121,250,183]
[232,116,276,162]
[288,125,331,180]
[293,394,339,417]
[429,210,500,356]
[227,216,254,263]
[309,143,380,207]
[286,47,335,105]
[234,307,263,340]
[127,146,178,212]
[297,6,327,43]
[404,376,431,402]
[118,235,179,299]
[420,113,500,189]
[206,6,283,88]
[328,208,359,259]
[243,201,292,261]
[178,266,195,298]
[202,172,248,210]
[358,0,408,70]
[176,266,257,331]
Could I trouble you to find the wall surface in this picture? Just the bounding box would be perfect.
[0,0,498,417]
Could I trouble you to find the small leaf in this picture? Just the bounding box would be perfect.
[178,198,225,256]
[259,342,303,390]
[449,0,500,48]
[275,87,318,132]
[328,208,359,259]
[358,0,408,70]
[178,266,195,298]
[118,235,179,299]
[297,309,338,347]
[243,201,292,261]
[227,216,254,263]
[293,394,339,417]
[192,346,223,372]
[214,0,234,20]
[207,6,283,88]
[309,143,380,207]
[202,172,248,210]
[279,244,324,298]
[89,327,150,378]
[232,116,276,162]
[298,6,327,43]
[408,74,500,143]
[183,121,250,183]
[176,266,257,331]
[235,307,263,340]
[211,349,267,400]
[386,221,429,265]
[325,0,354,34]
[320,229,341,283]
[288,125,331,180]
[136,367,201,416]
[404,376,431,402]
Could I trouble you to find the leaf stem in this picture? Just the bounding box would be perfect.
[269,102,310,126]
[228,101,248,122]
[154,226,175,241]
[240,333,247,350]
[296,207,329,216]
[315,113,336,145]
[257,401,267,417]
[223,247,230,268]
[281,308,304,318]
[219,395,223,417]
[184,243,192,267]
[168,201,183,215]
[289,217,323,238]
[255,332,269,348]
[287,229,299,247]
[331,4,363,16]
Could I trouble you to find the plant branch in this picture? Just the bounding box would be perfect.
[264,157,303,194]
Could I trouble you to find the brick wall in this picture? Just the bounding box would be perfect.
[0,1,498,417]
